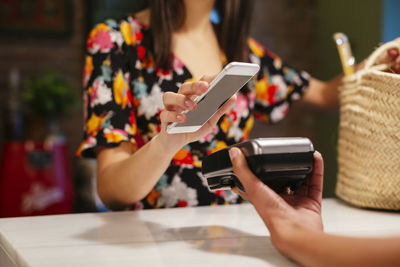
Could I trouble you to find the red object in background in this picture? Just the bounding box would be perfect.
[0,141,73,217]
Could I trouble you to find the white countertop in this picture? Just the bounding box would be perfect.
[0,198,399,267]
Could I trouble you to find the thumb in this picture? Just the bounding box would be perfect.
[228,147,281,205]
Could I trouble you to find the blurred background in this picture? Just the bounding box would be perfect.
[0,0,399,216]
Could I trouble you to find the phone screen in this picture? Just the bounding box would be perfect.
[176,74,251,127]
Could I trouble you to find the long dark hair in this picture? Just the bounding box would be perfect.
[150,0,254,69]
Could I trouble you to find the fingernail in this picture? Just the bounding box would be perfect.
[229,148,238,159]
[184,100,193,108]
[176,114,184,121]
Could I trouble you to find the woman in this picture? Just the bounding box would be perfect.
[228,148,400,266]
[77,0,400,210]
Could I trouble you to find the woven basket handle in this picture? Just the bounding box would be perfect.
[364,41,400,70]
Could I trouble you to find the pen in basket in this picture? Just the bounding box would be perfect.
[333,32,355,76]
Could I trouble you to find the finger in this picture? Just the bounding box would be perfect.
[163,92,196,111]
[307,151,324,203]
[179,81,209,96]
[395,57,400,73]
[389,56,400,73]
[159,109,186,124]
[294,172,310,198]
[388,48,399,59]
[231,186,249,201]
[229,147,256,187]
[393,64,400,74]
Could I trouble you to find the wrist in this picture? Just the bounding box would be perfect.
[270,222,298,258]
[270,220,304,256]
[153,132,185,156]
[271,219,322,258]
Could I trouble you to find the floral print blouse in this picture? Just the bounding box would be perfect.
[77,16,310,209]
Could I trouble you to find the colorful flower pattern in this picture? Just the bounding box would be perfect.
[77,17,309,209]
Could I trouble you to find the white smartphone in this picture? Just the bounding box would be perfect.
[166,62,260,134]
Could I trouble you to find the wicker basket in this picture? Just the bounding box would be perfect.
[335,41,400,210]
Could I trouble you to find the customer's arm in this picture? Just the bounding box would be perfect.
[229,148,400,267]
[97,77,236,210]
[302,39,400,110]
[279,224,400,267]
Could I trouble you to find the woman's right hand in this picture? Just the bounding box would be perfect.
[159,75,236,151]
[229,148,324,252]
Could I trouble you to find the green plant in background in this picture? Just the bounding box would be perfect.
[22,71,79,122]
